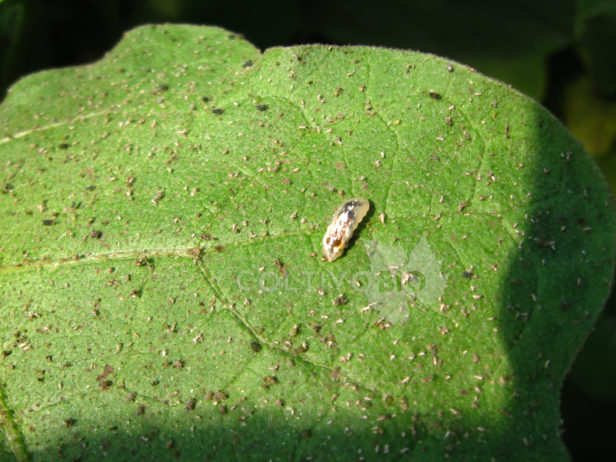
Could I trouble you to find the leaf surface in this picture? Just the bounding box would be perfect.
[0,24,614,461]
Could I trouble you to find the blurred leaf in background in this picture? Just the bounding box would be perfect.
[574,0,616,95]
[562,76,616,157]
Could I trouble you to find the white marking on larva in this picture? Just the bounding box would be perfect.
[322,197,370,262]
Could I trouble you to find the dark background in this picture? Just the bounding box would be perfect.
[1,1,615,459]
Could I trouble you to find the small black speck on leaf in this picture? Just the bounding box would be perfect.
[256,104,269,111]
[42,219,55,226]
[97,364,113,390]
[188,246,202,259]
[242,60,254,68]
[295,342,309,354]
[250,341,262,353]
[58,143,70,150]
[85,185,96,191]
[98,379,112,390]
[134,257,153,268]
[275,258,287,276]
[462,271,474,279]
[152,83,169,94]
[213,391,228,401]
[90,230,103,239]
[185,399,196,411]
[262,376,278,389]
[130,288,142,298]
[64,418,77,428]
[212,108,224,115]
[429,91,442,100]
[201,96,210,102]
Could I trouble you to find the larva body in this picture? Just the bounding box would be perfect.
[322,197,370,262]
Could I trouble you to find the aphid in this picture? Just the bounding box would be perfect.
[322,197,370,262]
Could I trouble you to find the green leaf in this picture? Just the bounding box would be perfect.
[1,24,614,461]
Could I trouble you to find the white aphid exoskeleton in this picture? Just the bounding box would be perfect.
[322,197,370,262]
